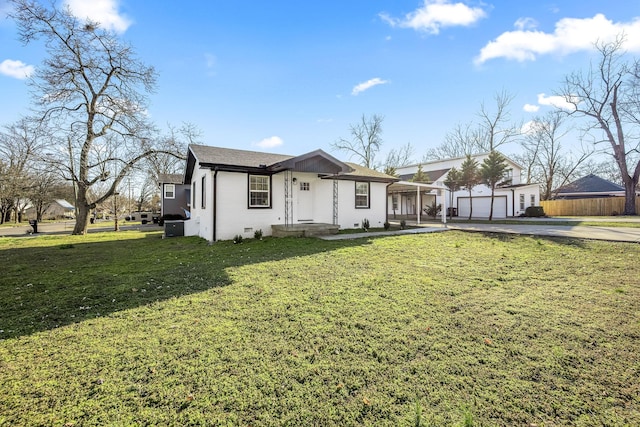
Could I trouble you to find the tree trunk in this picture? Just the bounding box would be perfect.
[489,187,495,221]
[72,187,91,235]
[623,180,637,215]
[468,189,473,220]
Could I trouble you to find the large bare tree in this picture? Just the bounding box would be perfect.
[332,114,384,169]
[9,0,182,234]
[424,91,519,161]
[559,36,640,215]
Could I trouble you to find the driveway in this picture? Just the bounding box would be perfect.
[445,223,640,243]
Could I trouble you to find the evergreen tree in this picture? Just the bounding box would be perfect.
[480,151,509,220]
[460,155,480,220]
[443,166,462,219]
[411,164,429,182]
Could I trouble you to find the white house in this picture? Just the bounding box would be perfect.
[183,144,398,241]
[390,152,541,219]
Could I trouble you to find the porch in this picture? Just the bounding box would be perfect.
[271,223,340,237]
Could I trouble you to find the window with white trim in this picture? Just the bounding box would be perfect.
[164,184,175,199]
[530,194,536,206]
[300,182,310,191]
[519,194,525,210]
[201,176,206,209]
[192,181,196,207]
[355,182,370,208]
[249,175,270,208]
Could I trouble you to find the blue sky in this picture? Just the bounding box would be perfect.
[1,0,639,163]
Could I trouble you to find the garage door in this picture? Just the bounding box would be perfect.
[457,196,507,218]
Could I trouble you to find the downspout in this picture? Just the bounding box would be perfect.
[213,168,218,242]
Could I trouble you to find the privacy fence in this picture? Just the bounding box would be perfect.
[540,197,640,216]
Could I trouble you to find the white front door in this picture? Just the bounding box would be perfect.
[296,180,314,222]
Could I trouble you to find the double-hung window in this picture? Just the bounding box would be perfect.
[519,194,525,210]
[249,175,270,208]
[164,184,175,199]
[355,182,370,209]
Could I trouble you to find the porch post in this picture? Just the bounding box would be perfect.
[441,189,447,226]
[416,185,421,224]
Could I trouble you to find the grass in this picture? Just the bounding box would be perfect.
[1,230,639,426]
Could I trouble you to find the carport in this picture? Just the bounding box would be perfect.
[388,181,448,224]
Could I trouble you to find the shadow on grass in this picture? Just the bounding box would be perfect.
[0,230,371,339]
[477,230,589,248]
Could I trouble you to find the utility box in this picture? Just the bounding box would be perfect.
[164,220,184,237]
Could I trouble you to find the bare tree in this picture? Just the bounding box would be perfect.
[332,114,384,169]
[518,111,593,200]
[559,36,640,214]
[423,122,483,161]
[382,142,414,176]
[477,90,521,151]
[0,117,47,223]
[9,0,183,234]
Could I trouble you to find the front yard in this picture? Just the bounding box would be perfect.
[0,231,638,426]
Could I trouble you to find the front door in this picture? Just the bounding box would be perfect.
[296,180,314,222]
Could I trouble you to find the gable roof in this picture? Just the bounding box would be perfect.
[556,174,624,195]
[185,144,398,182]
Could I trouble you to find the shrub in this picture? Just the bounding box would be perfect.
[383,221,391,231]
[424,201,442,219]
[524,206,545,217]
[233,234,243,244]
[254,229,263,240]
[362,218,370,231]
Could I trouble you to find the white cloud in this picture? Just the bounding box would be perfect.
[514,17,538,31]
[380,0,487,35]
[537,93,576,111]
[0,59,34,79]
[351,78,389,96]
[254,136,284,149]
[523,103,540,113]
[476,14,640,64]
[64,0,132,33]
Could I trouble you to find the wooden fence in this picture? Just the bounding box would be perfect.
[540,197,640,216]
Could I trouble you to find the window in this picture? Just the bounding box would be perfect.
[164,184,175,199]
[249,175,270,208]
[530,194,536,206]
[519,194,525,210]
[201,176,206,209]
[192,182,196,207]
[392,194,398,210]
[300,182,310,191]
[355,182,370,208]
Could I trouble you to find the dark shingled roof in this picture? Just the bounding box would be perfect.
[556,174,624,194]
[399,168,450,183]
[185,144,398,182]
[189,144,292,168]
[157,173,184,184]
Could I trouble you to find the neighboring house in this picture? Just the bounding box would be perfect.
[391,152,541,218]
[553,174,626,199]
[183,144,398,241]
[158,173,191,218]
[26,199,75,220]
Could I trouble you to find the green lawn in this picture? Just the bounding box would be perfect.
[0,230,638,426]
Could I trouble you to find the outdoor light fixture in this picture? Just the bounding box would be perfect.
[292,177,298,184]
